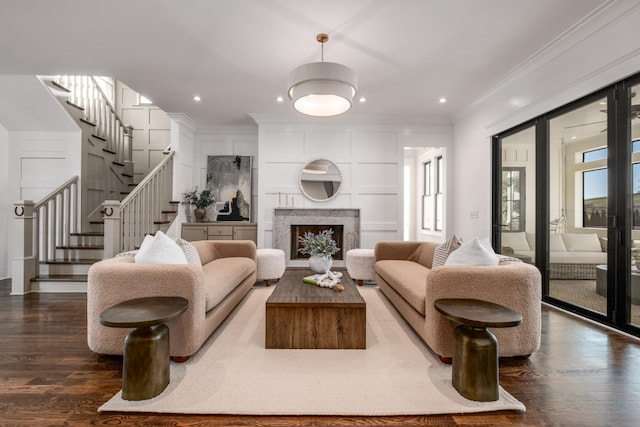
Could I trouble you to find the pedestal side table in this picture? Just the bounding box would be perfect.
[434,298,522,402]
[100,296,188,400]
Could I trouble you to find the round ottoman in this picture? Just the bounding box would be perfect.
[256,248,285,286]
[346,248,375,286]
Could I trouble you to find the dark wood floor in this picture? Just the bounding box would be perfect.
[2,279,640,426]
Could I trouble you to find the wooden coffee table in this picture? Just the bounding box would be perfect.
[100,296,188,401]
[265,269,366,349]
[434,298,522,402]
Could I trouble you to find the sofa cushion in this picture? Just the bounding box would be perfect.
[562,233,602,252]
[375,260,429,315]
[501,232,530,251]
[432,235,462,267]
[203,257,255,311]
[549,234,567,252]
[445,237,499,266]
[135,231,188,265]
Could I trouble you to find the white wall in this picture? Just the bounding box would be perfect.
[252,117,452,249]
[451,1,640,240]
[0,123,8,278]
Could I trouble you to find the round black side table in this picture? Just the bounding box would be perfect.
[434,298,522,402]
[100,296,188,401]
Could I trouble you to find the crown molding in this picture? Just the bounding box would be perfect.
[454,0,640,131]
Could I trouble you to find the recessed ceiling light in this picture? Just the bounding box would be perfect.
[599,101,607,105]
[571,136,577,139]
[359,96,366,103]
[439,97,447,104]
[275,96,284,103]
[193,95,202,102]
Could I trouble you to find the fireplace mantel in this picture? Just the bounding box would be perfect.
[273,208,360,267]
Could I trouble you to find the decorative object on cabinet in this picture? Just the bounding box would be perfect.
[206,155,252,222]
[299,159,342,202]
[183,189,215,222]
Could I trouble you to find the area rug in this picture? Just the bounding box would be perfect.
[99,286,525,416]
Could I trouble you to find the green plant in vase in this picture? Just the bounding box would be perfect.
[183,189,214,222]
[298,229,339,274]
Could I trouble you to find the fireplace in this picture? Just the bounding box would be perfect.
[290,224,344,260]
[273,208,360,268]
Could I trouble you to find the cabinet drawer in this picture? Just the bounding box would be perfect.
[207,225,233,237]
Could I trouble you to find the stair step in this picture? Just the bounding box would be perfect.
[39,259,98,276]
[154,220,171,225]
[33,274,88,282]
[113,161,125,167]
[169,201,180,205]
[80,117,97,126]
[89,220,104,225]
[162,210,178,214]
[41,259,99,265]
[123,173,134,178]
[71,232,104,236]
[66,100,84,111]
[49,80,72,93]
[93,134,108,142]
[56,245,104,250]
[31,275,88,293]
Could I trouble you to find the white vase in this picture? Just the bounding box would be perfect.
[309,255,333,274]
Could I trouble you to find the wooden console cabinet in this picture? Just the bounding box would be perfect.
[181,222,257,243]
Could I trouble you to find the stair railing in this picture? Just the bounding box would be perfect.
[103,151,176,257]
[12,176,79,295]
[55,75,133,165]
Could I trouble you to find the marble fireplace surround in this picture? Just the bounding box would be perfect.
[273,208,360,268]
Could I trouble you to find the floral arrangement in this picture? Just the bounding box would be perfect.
[297,229,339,257]
[183,189,215,209]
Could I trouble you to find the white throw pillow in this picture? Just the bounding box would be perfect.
[561,233,602,252]
[135,231,188,264]
[445,237,499,266]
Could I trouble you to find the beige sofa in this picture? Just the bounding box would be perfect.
[374,241,541,361]
[501,231,606,279]
[87,240,257,361]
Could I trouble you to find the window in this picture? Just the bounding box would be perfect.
[501,167,525,232]
[435,156,444,231]
[422,161,432,230]
[583,168,607,227]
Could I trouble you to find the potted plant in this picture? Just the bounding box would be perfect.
[297,229,340,274]
[183,189,214,222]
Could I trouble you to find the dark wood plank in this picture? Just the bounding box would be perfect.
[266,269,366,349]
[2,278,640,425]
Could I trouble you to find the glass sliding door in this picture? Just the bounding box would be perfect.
[495,126,536,264]
[627,81,640,327]
[492,72,640,338]
[547,96,609,318]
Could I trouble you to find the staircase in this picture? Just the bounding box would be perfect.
[11,76,179,294]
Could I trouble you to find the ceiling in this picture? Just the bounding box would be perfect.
[0,0,610,127]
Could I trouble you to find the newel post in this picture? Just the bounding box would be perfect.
[11,201,36,295]
[102,200,122,259]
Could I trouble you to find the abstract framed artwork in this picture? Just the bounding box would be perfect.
[206,155,252,221]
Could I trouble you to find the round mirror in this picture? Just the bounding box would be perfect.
[299,159,343,202]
